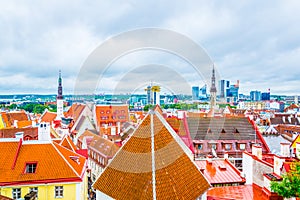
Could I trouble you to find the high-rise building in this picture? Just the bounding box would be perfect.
[250,90,262,101]
[145,85,151,104]
[226,80,239,103]
[219,80,230,98]
[199,84,207,99]
[261,92,270,101]
[192,86,199,100]
[56,70,64,120]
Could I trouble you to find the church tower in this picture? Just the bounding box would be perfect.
[210,66,217,115]
[56,70,64,120]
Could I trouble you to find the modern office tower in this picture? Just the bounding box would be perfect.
[219,80,230,98]
[192,86,199,100]
[250,90,262,101]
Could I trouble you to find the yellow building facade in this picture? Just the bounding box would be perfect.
[1,177,88,200]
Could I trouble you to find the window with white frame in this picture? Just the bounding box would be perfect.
[12,188,21,199]
[55,186,63,198]
[25,163,37,173]
[224,143,232,150]
[239,143,246,150]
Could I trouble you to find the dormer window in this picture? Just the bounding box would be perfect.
[25,163,37,173]
[224,143,232,150]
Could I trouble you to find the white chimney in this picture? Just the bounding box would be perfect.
[280,143,290,157]
[177,111,185,119]
[14,120,18,128]
[252,145,262,160]
[15,132,24,140]
[111,126,116,136]
[224,152,229,159]
[38,122,51,141]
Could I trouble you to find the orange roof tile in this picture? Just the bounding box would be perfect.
[0,140,86,186]
[40,111,57,123]
[77,130,97,143]
[16,120,32,128]
[0,127,38,140]
[60,135,78,152]
[195,159,245,185]
[1,111,29,128]
[207,184,263,200]
[93,110,210,199]
[65,103,86,122]
[89,135,119,158]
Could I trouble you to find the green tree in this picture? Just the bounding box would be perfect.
[143,104,154,111]
[33,104,48,114]
[48,104,57,112]
[8,104,17,110]
[270,161,300,198]
[22,104,35,113]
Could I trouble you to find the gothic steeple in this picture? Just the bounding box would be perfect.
[56,70,64,120]
[57,70,63,100]
[210,67,217,93]
[210,66,217,114]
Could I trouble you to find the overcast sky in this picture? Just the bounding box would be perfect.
[0,0,299,96]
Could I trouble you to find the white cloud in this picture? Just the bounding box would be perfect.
[0,0,300,95]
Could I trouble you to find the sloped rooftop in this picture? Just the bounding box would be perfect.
[93,110,210,199]
[188,117,256,141]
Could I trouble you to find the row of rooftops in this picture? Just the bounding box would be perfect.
[0,135,87,187]
[2,103,300,199]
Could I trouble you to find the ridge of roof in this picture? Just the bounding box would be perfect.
[51,142,81,177]
[93,109,210,199]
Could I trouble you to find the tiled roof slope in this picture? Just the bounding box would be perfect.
[65,103,86,122]
[188,117,255,140]
[40,111,57,123]
[60,135,78,152]
[93,110,210,199]
[0,140,86,186]
[207,185,263,200]
[195,159,245,185]
[0,111,29,128]
[0,127,38,139]
[89,135,119,158]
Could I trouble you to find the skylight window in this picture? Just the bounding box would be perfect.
[25,163,37,173]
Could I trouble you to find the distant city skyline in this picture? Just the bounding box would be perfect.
[0,1,300,95]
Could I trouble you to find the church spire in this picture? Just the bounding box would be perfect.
[57,70,63,100]
[210,66,217,93]
[56,70,64,120]
[210,65,217,115]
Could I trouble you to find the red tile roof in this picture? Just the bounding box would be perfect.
[0,140,86,186]
[40,111,57,123]
[93,110,210,199]
[16,120,32,128]
[88,135,119,158]
[64,103,86,122]
[1,111,29,128]
[60,135,78,152]
[0,127,38,140]
[195,159,245,185]
[207,184,263,200]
